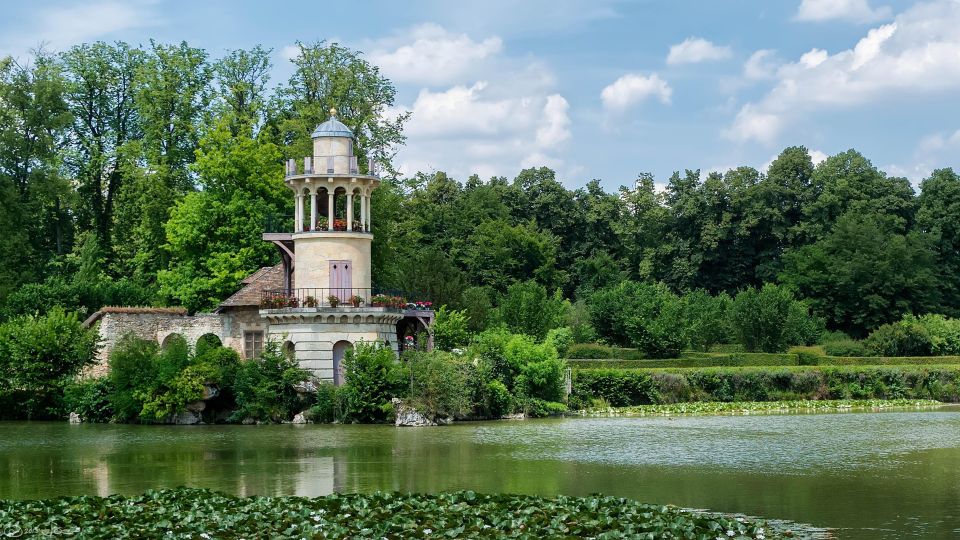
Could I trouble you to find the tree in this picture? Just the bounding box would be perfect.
[589,281,684,357]
[158,116,287,312]
[0,308,98,419]
[432,306,470,351]
[497,281,567,341]
[727,284,797,353]
[212,46,272,131]
[60,41,144,251]
[917,168,960,316]
[780,213,939,336]
[278,41,407,174]
[463,220,559,292]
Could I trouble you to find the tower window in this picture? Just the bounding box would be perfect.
[244,331,264,359]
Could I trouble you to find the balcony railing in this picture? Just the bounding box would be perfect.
[264,215,365,234]
[260,288,432,311]
[284,156,377,177]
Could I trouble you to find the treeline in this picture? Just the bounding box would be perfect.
[3,41,960,342]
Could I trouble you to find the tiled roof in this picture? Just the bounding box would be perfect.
[217,264,289,310]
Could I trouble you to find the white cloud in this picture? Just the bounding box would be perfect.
[380,24,576,182]
[666,37,732,65]
[727,0,960,144]
[795,0,892,23]
[600,73,672,110]
[368,23,503,86]
[744,49,779,80]
[809,149,829,165]
[1,0,158,59]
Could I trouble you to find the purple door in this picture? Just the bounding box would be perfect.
[329,260,352,304]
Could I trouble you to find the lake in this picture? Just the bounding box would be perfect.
[2,408,959,539]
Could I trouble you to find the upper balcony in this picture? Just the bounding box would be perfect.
[284,156,378,179]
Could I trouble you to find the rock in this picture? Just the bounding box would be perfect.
[392,398,437,427]
[241,417,255,425]
[292,412,308,424]
[201,384,219,400]
[293,379,319,394]
[68,412,82,424]
[502,413,526,420]
[173,410,201,425]
[185,400,206,413]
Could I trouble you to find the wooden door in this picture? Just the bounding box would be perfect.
[329,260,352,303]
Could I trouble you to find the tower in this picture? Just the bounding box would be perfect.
[258,109,427,383]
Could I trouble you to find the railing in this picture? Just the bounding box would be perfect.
[284,156,379,178]
[263,215,366,234]
[260,288,432,310]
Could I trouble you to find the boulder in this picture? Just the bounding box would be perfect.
[392,398,436,427]
[241,417,256,425]
[185,400,206,413]
[173,410,201,425]
[68,412,82,424]
[292,412,308,424]
[293,379,319,395]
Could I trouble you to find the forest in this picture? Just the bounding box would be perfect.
[2,39,959,344]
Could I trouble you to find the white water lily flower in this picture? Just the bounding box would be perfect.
[727,531,736,537]
[200,534,211,540]
[756,534,765,540]
[423,528,433,535]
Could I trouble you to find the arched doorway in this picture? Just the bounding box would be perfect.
[160,333,186,352]
[195,333,222,356]
[332,340,352,386]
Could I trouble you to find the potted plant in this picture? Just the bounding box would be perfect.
[333,218,347,231]
[304,295,318,308]
[327,295,340,308]
[350,294,364,307]
[285,296,299,308]
[352,220,363,232]
[315,216,329,231]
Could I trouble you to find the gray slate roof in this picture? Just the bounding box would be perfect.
[311,116,353,138]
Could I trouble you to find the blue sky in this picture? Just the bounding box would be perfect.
[3,0,959,190]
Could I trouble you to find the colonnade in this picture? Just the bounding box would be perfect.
[293,187,371,233]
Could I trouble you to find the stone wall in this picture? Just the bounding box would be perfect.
[86,310,225,378]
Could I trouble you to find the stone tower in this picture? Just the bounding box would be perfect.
[259,109,418,383]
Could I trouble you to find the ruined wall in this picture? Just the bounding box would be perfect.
[88,311,225,378]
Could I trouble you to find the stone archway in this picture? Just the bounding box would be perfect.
[160,332,186,351]
[283,340,296,360]
[332,340,352,386]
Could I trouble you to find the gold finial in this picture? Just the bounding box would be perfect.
[329,107,337,117]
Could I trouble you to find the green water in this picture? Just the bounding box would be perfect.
[2,409,959,539]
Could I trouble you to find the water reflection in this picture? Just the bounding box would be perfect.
[1,409,959,540]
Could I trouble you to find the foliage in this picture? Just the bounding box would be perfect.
[822,339,869,357]
[681,290,732,352]
[863,318,933,357]
[483,380,513,418]
[911,313,960,355]
[308,382,342,424]
[589,281,685,358]
[231,341,311,423]
[577,399,942,416]
[570,365,960,408]
[63,377,113,423]
[564,343,645,360]
[496,280,566,341]
[0,308,98,419]
[524,399,568,418]
[405,350,472,419]
[728,284,815,353]
[338,342,407,423]
[431,306,470,351]
[544,327,574,357]
[0,488,786,539]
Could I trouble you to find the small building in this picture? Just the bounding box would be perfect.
[87,110,433,383]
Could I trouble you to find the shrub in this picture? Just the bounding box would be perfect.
[545,327,574,357]
[681,290,732,352]
[565,343,613,359]
[497,281,567,340]
[231,341,313,423]
[728,284,817,353]
[338,342,407,423]
[524,398,567,418]
[566,299,596,344]
[822,339,869,357]
[309,383,342,423]
[911,314,960,355]
[432,306,471,351]
[590,281,685,357]
[64,377,113,422]
[516,355,567,403]
[109,335,161,422]
[0,308,99,420]
[569,365,960,407]
[819,330,852,343]
[405,350,472,419]
[865,320,933,357]
[484,380,513,418]
[796,352,820,366]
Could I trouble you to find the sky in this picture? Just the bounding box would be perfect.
[2,0,960,190]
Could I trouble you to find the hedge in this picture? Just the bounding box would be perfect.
[568,354,960,369]
[569,365,960,409]
[564,343,645,360]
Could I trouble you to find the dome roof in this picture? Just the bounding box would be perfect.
[311,110,353,138]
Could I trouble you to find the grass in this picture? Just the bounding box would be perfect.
[575,399,944,417]
[0,487,807,539]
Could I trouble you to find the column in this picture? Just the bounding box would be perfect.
[294,194,302,232]
[360,193,367,233]
[328,191,335,228]
[346,191,354,229]
[367,194,372,232]
[310,191,317,231]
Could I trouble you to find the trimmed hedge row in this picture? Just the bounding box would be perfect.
[564,343,645,360]
[568,354,960,369]
[569,365,960,408]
